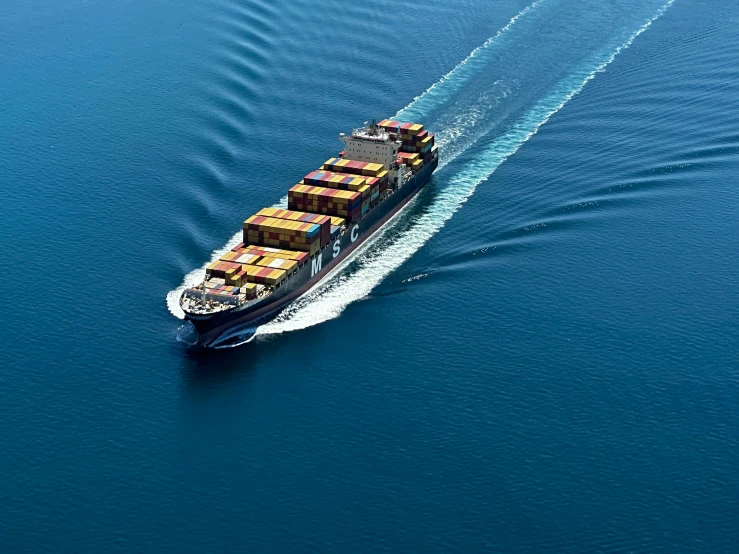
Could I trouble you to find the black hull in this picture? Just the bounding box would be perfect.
[185,158,437,347]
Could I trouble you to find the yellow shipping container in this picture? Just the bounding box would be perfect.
[235,253,261,264]
[240,282,258,298]
[311,173,367,191]
[243,215,320,238]
[322,159,384,178]
[326,158,348,169]
[238,264,287,286]
[264,270,286,286]
[256,207,281,218]
[360,163,384,177]
[289,185,358,203]
[256,207,328,224]
[257,257,298,274]
[330,216,345,227]
[245,246,308,263]
[357,184,371,199]
[225,272,244,286]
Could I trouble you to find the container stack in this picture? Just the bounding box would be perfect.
[305,169,387,207]
[399,130,435,154]
[240,283,258,299]
[219,250,261,266]
[225,267,249,287]
[256,207,331,247]
[304,170,367,191]
[243,215,324,254]
[232,244,310,266]
[288,184,364,221]
[206,241,309,290]
[204,283,245,297]
[240,264,288,287]
[301,176,374,212]
[225,265,250,287]
[378,119,424,135]
[206,261,264,292]
[397,151,422,172]
[220,263,287,287]
[378,119,435,169]
[195,118,434,297]
[256,256,298,274]
[323,158,386,178]
[329,216,345,240]
[207,260,243,279]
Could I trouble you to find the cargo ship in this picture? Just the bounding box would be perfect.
[179,119,439,348]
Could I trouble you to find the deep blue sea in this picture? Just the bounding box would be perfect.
[2,0,738,551]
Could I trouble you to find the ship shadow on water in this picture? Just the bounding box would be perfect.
[179,333,267,389]
[179,321,331,391]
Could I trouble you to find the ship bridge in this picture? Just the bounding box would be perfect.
[339,122,401,170]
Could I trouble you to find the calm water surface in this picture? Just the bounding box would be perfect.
[1,0,738,551]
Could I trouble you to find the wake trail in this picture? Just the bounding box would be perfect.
[398,0,548,121]
[256,0,675,336]
[165,1,546,321]
[168,0,675,335]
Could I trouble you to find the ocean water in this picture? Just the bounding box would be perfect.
[1,0,738,551]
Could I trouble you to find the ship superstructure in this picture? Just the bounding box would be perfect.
[179,118,438,347]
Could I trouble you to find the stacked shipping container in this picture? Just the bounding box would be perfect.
[397,151,422,171]
[288,184,364,221]
[219,251,261,265]
[303,170,366,191]
[203,283,256,299]
[243,215,324,254]
[377,119,435,171]
[196,118,431,296]
[204,239,323,291]
[208,260,287,288]
[233,243,310,265]
[256,208,331,246]
[256,256,298,274]
[304,169,388,205]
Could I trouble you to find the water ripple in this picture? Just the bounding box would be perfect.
[256,0,677,335]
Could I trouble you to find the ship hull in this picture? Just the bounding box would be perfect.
[185,158,437,348]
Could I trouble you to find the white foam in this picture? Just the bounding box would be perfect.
[165,5,546,321]
[166,195,287,319]
[256,0,675,335]
[397,0,548,121]
[168,0,674,332]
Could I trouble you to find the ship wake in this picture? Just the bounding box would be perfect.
[168,0,675,337]
[256,0,675,337]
